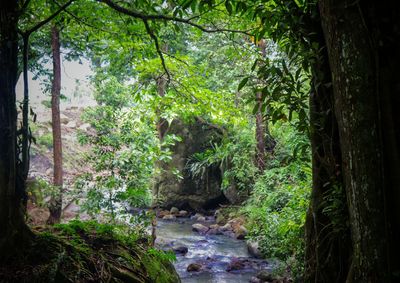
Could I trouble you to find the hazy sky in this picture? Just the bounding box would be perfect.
[16,57,96,114]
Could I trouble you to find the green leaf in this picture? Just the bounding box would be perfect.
[238,77,249,91]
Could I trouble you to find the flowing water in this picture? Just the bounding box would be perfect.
[155,218,272,283]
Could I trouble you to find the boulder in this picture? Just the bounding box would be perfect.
[192,223,209,234]
[170,207,179,214]
[247,241,263,259]
[152,118,227,210]
[173,246,188,255]
[192,213,204,220]
[187,263,202,272]
[178,210,188,217]
[197,216,206,222]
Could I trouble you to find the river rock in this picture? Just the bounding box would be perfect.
[256,270,274,282]
[178,210,188,217]
[173,246,188,255]
[197,216,206,222]
[210,224,219,230]
[235,225,248,239]
[163,214,176,220]
[250,277,262,283]
[157,210,170,218]
[206,228,219,235]
[170,207,179,214]
[192,223,209,234]
[247,241,262,258]
[219,223,232,232]
[152,118,227,210]
[187,263,202,272]
[192,213,204,220]
[226,258,245,271]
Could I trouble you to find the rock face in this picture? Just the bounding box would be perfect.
[152,118,227,210]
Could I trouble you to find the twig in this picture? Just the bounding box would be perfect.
[142,19,171,83]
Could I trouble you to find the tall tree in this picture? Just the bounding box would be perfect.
[47,24,63,224]
[315,0,400,280]
[0,0,32,259]
[255,39,267,172]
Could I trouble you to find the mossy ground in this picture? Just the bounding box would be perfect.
[0,221,180,283]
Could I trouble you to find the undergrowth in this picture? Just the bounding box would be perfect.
[0,220,179,283]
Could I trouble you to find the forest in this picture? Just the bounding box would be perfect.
[0,0,399,282]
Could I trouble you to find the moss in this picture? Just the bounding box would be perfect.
[0,221,180,283]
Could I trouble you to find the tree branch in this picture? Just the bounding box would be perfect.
[23,0,74,36]
[142,19,171,83]
[100,0,252,35]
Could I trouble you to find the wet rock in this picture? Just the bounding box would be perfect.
[157,210,170,218]
[247,241,262,258]
[226,258,245,271]
[163,214,176,220]
[187,263,202,272]
[173,246,188,255]
[170,207,179,214]
[210,224,219,230]
[256,270,274,282]
[192,213,204,220]
[219,223,232,232]
[235,225,248,240]
[178,210,188,217]
[197,216,206,222]
[192,223,209,234]
[250,277,262,283]
[207,228,220,235]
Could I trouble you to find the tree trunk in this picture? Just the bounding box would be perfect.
[304,33,350,283]
[255,91,266,171]
[255,39,267,172]
[48,25,63,224]
[0,1,32,260]
[317,0,400,281]
[156,44,168,141]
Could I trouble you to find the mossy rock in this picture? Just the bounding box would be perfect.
[0,221,180,283]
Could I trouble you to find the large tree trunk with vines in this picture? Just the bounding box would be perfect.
[0,1,32,260]
[48,24,63,224]
[310,0,400,281]
[304,18,350,282]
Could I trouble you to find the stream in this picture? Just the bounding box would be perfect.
[155,217,272,283]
